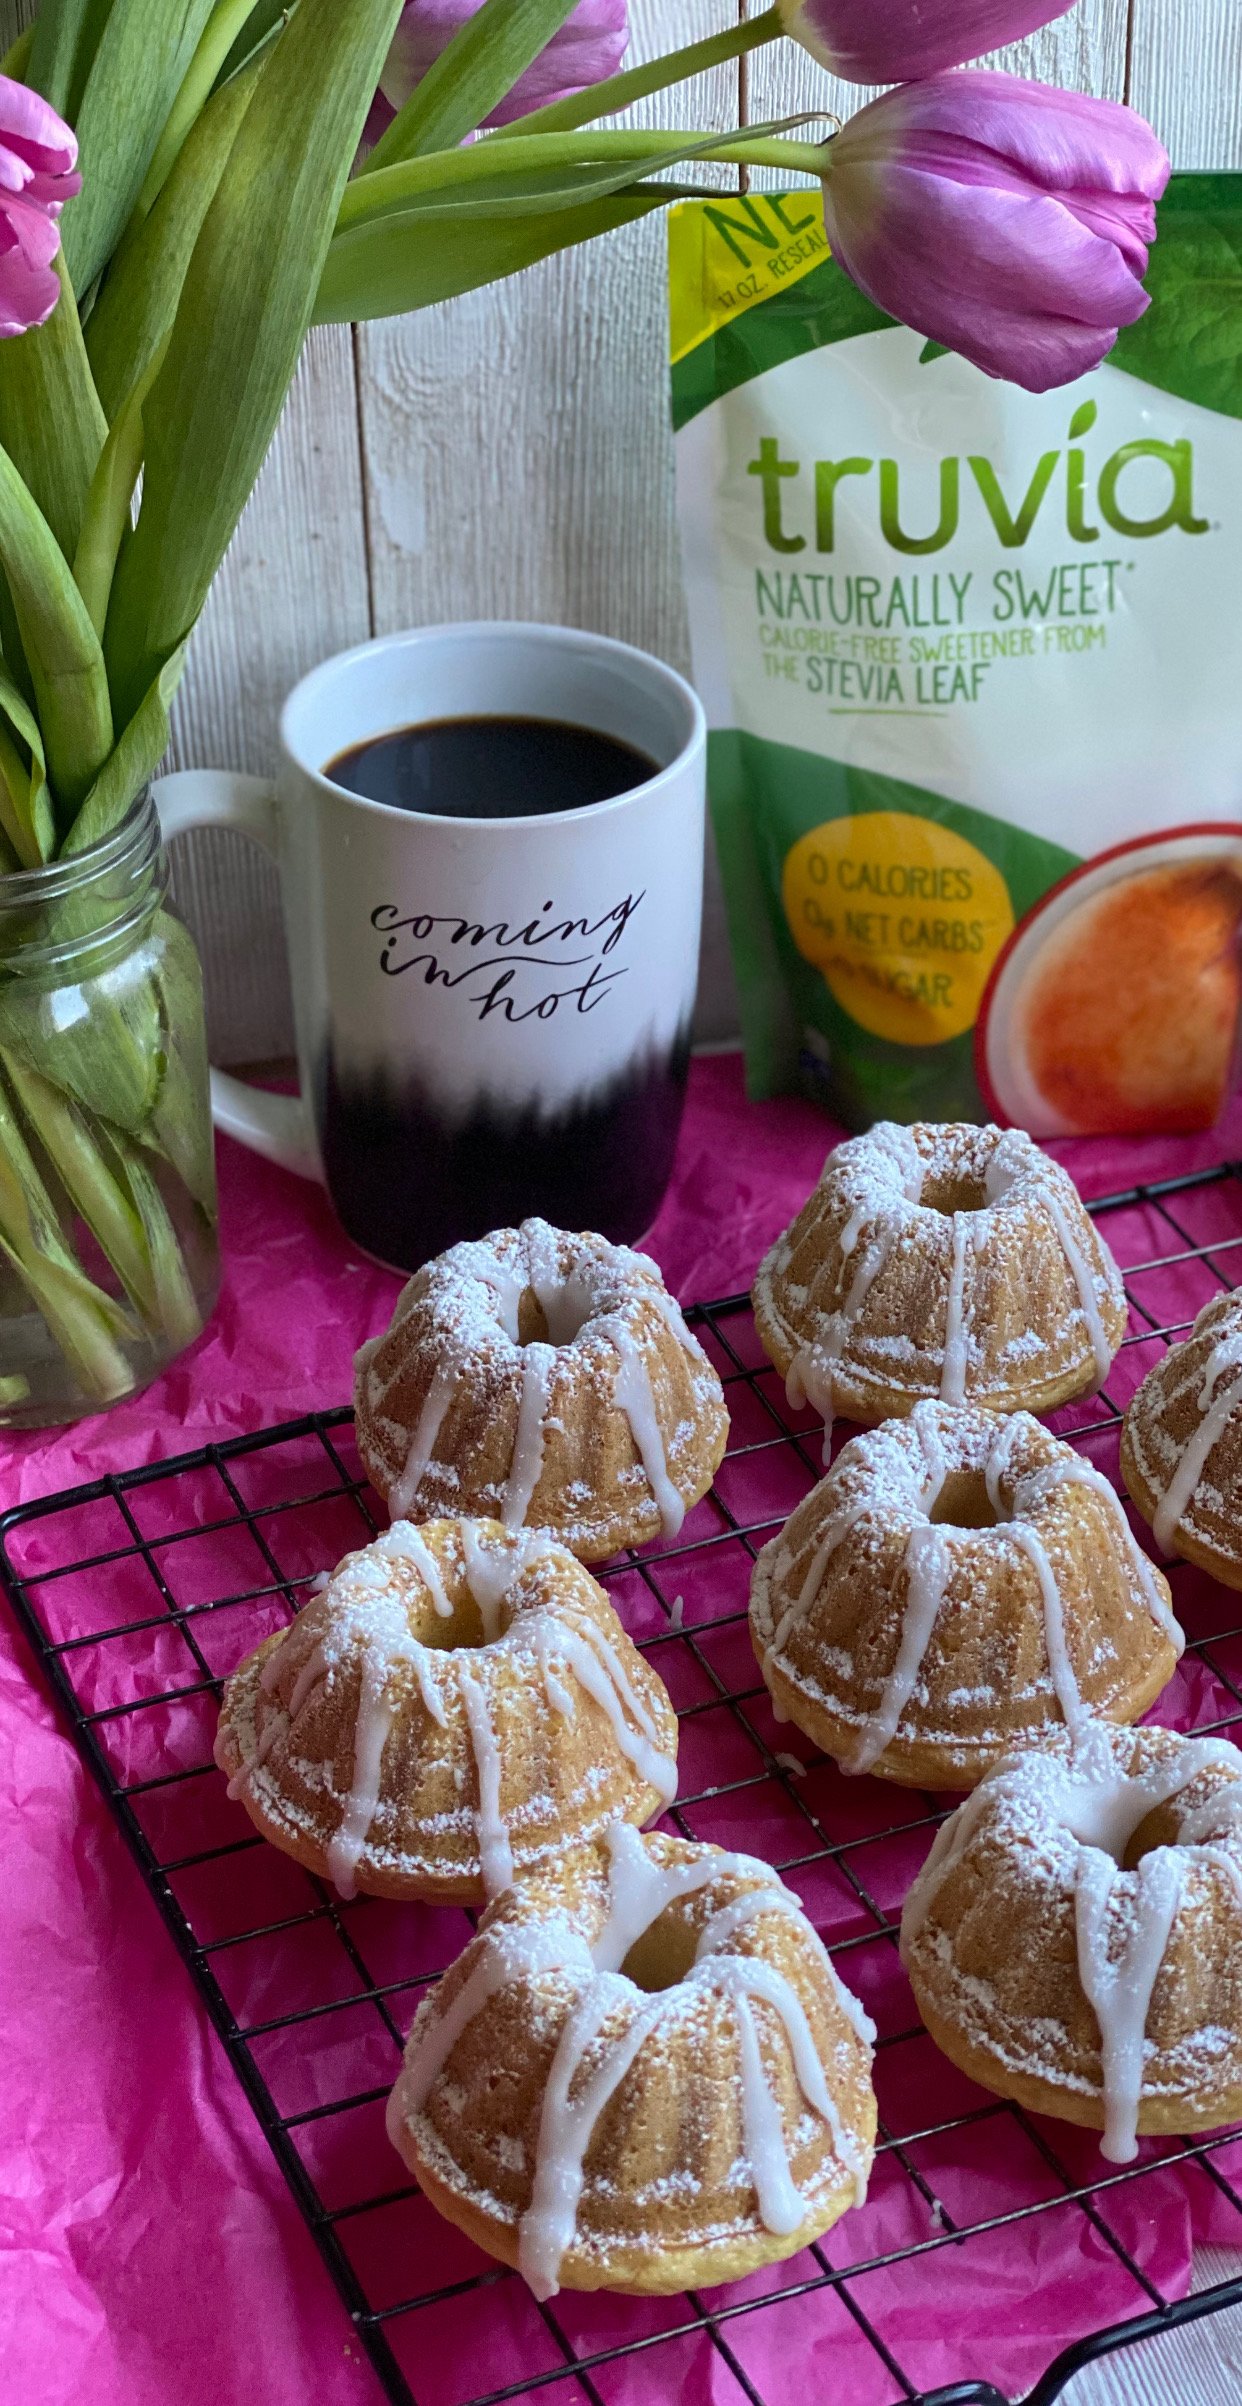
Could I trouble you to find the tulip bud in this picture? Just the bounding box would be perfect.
[778,0,1074,84]
[0,75,79,338]
[821,73,1171,392]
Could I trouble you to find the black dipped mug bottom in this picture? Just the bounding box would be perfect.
[322,1033,691,1270]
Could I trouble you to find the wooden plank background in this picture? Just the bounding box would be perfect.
[4,0,1231,1066]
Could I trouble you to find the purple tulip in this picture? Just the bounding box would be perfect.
[821,73,1171,391]
[367,0,629,145]
[0,75,78,337]
[778,0,1074,83]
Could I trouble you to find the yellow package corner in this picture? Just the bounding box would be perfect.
[668,191,832,365]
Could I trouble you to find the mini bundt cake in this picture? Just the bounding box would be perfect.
[901,1723,1242,2160]
[754,1122,1127,1445]
[1122,1291,1242,1586]
[387,1821,877,2296]
[215,1520,677,1902]
[354,1218,728,1561]
[749,1404,1180,1788]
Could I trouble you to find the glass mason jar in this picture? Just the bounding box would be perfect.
[0,788,219,1428]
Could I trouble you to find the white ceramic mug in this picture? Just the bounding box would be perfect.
[154,623,707,1271]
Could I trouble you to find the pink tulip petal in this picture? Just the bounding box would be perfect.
[779,0,1074,83]
[0,79,76,335]
[0,73,77,175]
[885,73,1170,202]
[821,69,1168,391]
[3,190,67,274]
[0,222,61,335]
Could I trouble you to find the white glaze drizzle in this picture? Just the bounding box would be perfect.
[458,1662,515,1898]
[503,1340,556,1531]
[391,1356,459,1520]
[535,1621,577,1719]
[458,1522,556,1639]
[326,1648,400,1898]
[1042,1191,1115,1384]
[560,1613,677,1801]
[900,1772,1010,1949]
[1012,1456,1182,1653]
[984,1414,1025,1517]
[940,1217,971,1406]
[608,1318,686,1537]
[380,1522,454,1619]
[842,1406,948,1776]
[1074,1844,1185,2163]
[1152,1332,1242,1553]
[524,1219,569,1324]
[731,1991,807,2233]
[1009,1524,1086,1733]
[788,1215,907,1462]
[787,1127,922,1455]
[846,1523,950,1777]
[393,1918,594,2122]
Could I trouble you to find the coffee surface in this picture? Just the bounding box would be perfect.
[327,715,657,820]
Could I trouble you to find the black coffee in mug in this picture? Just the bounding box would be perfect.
[328,716,657,820]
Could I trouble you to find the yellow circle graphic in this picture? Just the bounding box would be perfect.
[782,811,1015,1048]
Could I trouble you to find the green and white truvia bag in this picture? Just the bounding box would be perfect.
[671,175,1242,1137]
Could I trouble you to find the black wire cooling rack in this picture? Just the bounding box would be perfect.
[10,1159,1242,2406]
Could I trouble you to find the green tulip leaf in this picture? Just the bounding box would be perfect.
[0,664,55,867]
[66,647,187,857]
[0,257,106,567]
[87,57,261,424]
[27,0,111,119]
[0,945,162,1138]
[317,185,673,323]
[104,0,403,726]
[0,443,113,823]
[63,0,219,297]
[0,1069,135,1401]
[145,907,217,1212]
[214,0,289,88]
[0,1048,159,1318]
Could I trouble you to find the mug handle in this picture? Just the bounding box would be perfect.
[153,770,323,1182]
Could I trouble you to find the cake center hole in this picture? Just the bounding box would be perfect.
[1122,1803,1183,1868]
[515,1277,593,1348]
[929,1469,1000,1530]
[1064,1781,1177,1865]
[410,1587,505,1651]
[920,1170,989,1216]
[621,1908,699,1993]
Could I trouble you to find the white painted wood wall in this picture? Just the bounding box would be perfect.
[7,0,1232,1067]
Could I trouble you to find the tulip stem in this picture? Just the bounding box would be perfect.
[338,126,829,230]
[486,8,787,144]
